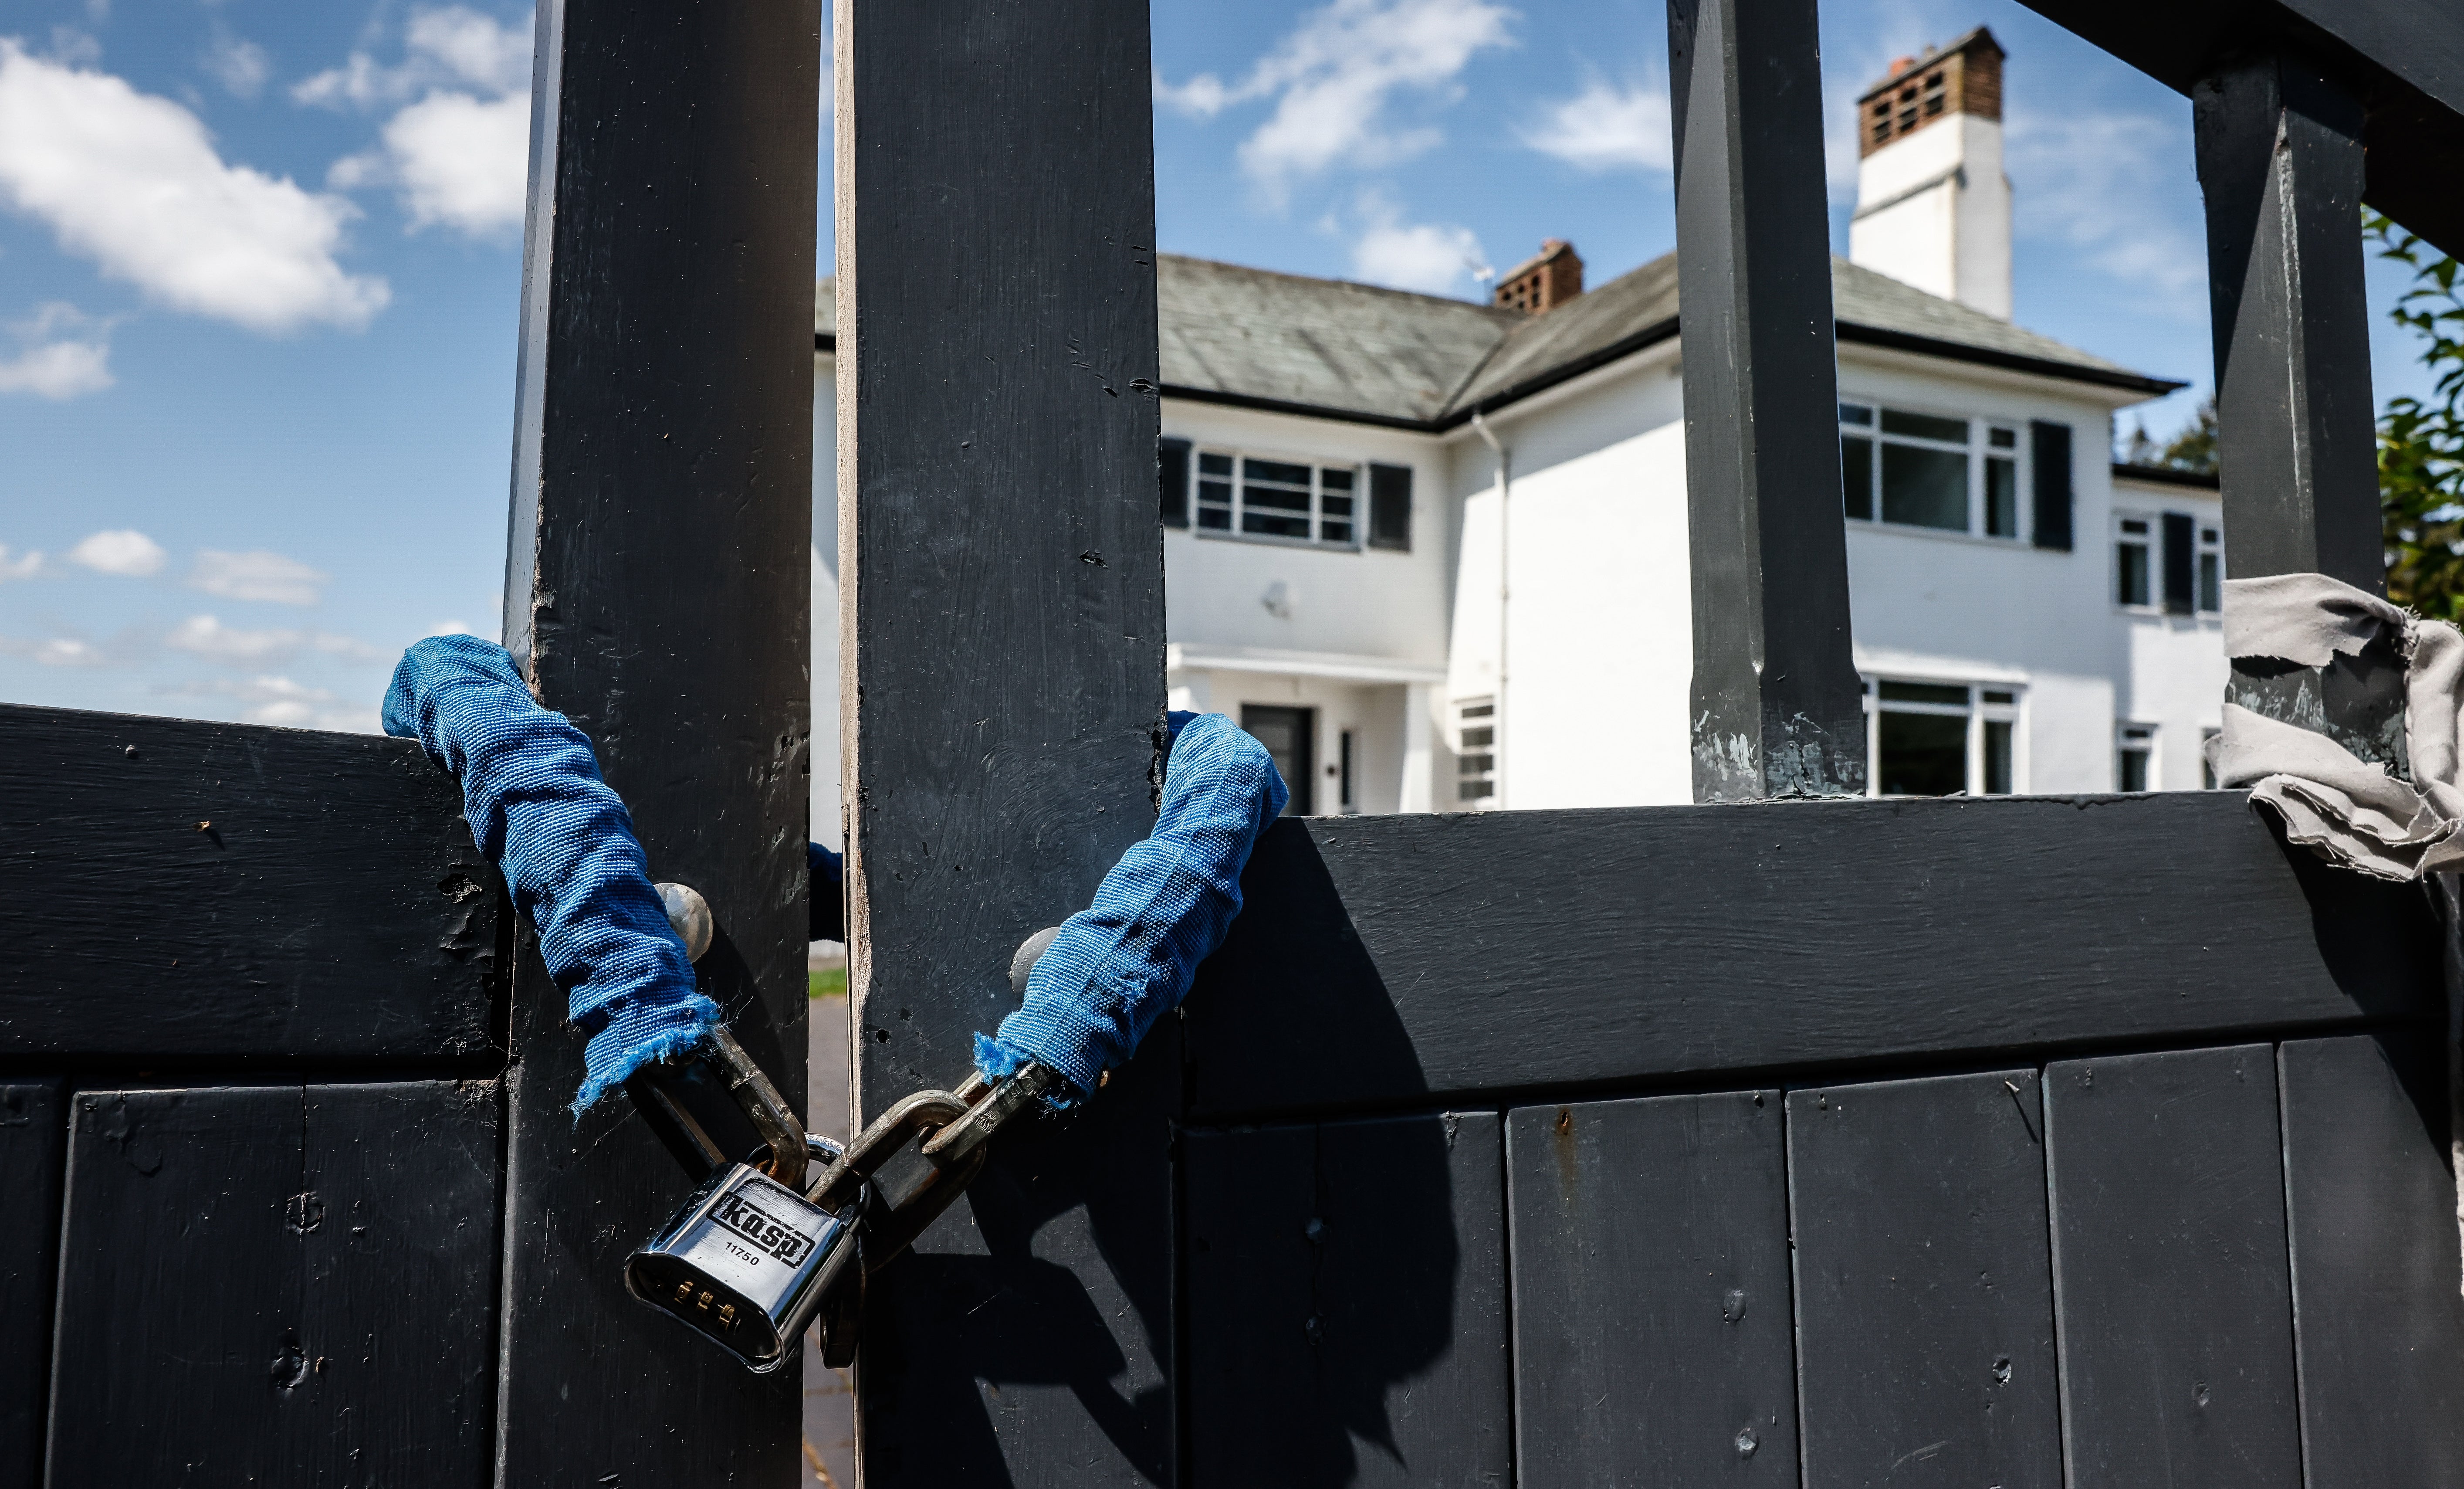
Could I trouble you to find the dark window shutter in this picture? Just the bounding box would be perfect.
[2030,421,2072,551]
[1368,463,1412,551]
[2162,512,2196,614]
[1159,438,1191,529]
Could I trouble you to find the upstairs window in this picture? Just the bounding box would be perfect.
[2115,510,2221,614]
[1840,403,2023,539]
[1192,449,1363,549]
[2116,516,2153,606]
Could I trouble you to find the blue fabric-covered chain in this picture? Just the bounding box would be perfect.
[388,637,1286,1114]
[973,711,1286,1102]
[385,635,720,1113]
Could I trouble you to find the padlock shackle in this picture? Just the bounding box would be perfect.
[806,1087,970,1213]
[704,1026,810,1191]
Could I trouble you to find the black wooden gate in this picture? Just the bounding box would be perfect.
[2,0,818,1483]
[5,0,2462,1485]
[840,1,2464,1486]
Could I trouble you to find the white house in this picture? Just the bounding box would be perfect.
[810,27,2225,836]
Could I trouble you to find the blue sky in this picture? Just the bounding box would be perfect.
[0,0,2440,730]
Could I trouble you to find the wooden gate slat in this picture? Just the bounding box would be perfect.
[1789,1070,2061,1489]
[46,1081,500,1483]
[1667,0,1864,802]
[1188,797,2439,1119]
[2279,1033,2464,1486]
[1505,1091,1794,1486]
[2194,55,2381,589]
[1185,1113,1508,1488]
[2043,1047,2301,1486]
[0,705,495,1060]
[493,0,818,1477]
[837,0,1170,1482]
[0,1079,62,1485]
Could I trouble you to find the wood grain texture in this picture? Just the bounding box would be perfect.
[1668,0,1865,801]
[1789,1070,2061,1489]
[835,1,1169,1484]
[0,705,495,1061]
[1185,1112,1509,1488]
[1505,1092,1795,1487]
[47,1082,500,1485]
[494,0,818,1479]
[0,1081,61,1486]
[2043,1046,2300,1487]
[2279,1033,2464,1488]
[1185,793,2440,1119]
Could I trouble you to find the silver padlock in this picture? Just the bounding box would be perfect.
[626,1154,860,1374]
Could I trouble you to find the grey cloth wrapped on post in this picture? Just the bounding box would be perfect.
[2212,573,2464,882]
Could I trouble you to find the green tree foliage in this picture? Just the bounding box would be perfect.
[2119,399,2217,475]
[2371,214,2464,619]
[2160,399,2217,475]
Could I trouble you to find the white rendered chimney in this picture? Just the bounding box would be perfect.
[1849,29,2013,320]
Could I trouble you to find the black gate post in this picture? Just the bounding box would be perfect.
[2193,58,2399,765]
[836,1,1170,1484]
[2193,55,2381,589]
[1668,0,1866,803]
[494,0,819,1480]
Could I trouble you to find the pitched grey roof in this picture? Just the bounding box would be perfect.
[1827,259,2159,390]
[1447,252,1679,410]
[817,251,2177,426]
[1156,254,1521,426]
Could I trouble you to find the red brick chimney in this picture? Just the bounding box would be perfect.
[1492,239,1583,315]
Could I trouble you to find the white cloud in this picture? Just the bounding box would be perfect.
[1348,194,1486,295]
[0,338,109,398]
[166,613,382,666]
[404,5,531,95]
[47,27,101,68]
[1158,0,1515,202]
[203,28,270,100]
[67,527,165,576]
[189,547,328,605]
[0,41,389,334]
[358,88,529,235]
[2004,105,2207,305]
[1521,79,1669,173]
[0,634,110,667]
[428,617,480,636]
[0,546,41,580]
[0,301,114,400]
[165,673,381,733]
[295,6,532,108]
[168,613,292,662]
[300,8,533,240]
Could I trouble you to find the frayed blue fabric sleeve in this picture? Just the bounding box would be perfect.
[383,634,718,1113]
[977,711,1287,1099]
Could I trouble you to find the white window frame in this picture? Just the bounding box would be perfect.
[1453,696,1497,808]
[1861,678,2026,797]
[1191,446,1364,551]
[2114,510,2158,611]
[1838,400,2027,542]
[2197,520,2224,615]
[2117,722,2158,792]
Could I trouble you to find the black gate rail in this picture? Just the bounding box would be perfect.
[0,703,498,1062]
[1186,792,2443,1121]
